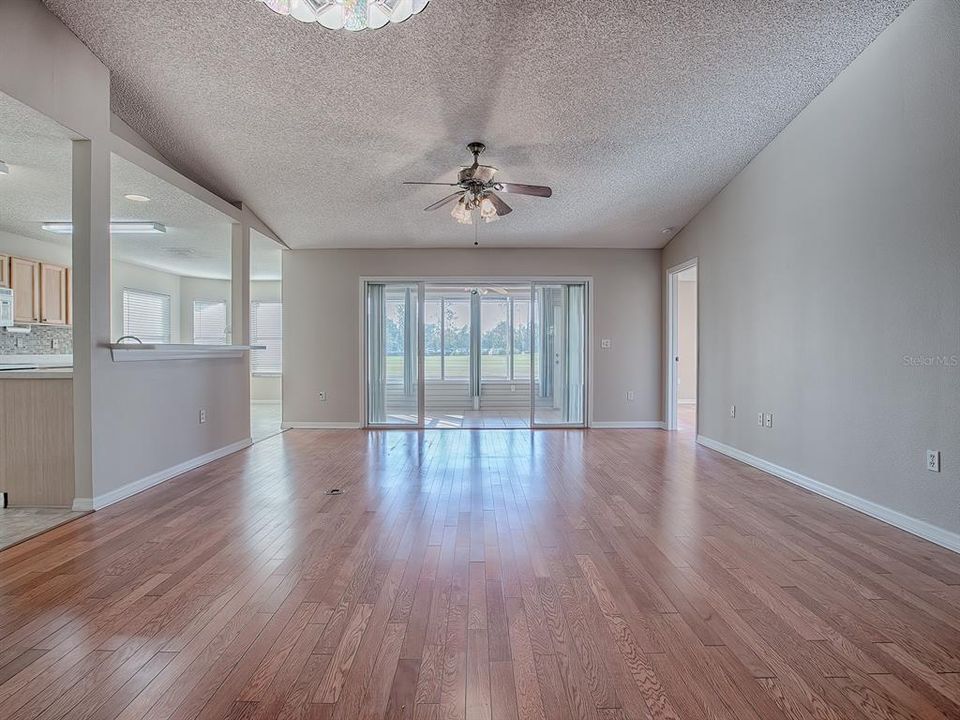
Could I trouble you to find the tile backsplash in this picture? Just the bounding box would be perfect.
[0,325,73,355]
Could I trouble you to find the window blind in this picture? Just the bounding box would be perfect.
[251,301,282,374]
[193,300,228,345]
[122,288,171,344]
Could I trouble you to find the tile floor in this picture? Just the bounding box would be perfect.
[0,506,87,550]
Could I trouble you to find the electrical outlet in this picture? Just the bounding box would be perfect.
[199,409,206,424]
[626,390,635,401]
[765,413,773,428]
[318,391,327,402]
[757,412,764,427]
[730,405,736,418]
[927,450,941,473]
[600,338,612,349]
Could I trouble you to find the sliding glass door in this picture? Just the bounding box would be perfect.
[366,282,422,426]
[365,280,586,428]
[531,282,587,427]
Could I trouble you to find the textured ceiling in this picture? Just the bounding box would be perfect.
[0,91,281,280]
[42,0,911,249]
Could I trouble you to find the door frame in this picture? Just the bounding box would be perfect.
[665,258,698,432]
[360,276,593,429]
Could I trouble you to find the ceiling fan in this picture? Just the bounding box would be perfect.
[403,142,553,225]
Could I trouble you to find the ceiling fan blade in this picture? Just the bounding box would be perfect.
[487,192,513,216]
[424,192,465,212]
[403,181,460,186]
[494,182,553,198]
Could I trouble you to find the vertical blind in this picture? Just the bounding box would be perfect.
[122,288,171,344]
[251,301,282,374]
[193,300,228,345]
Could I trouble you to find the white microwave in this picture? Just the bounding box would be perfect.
[0,287,13,328]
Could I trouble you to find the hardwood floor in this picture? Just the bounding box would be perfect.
[1,427,959,720]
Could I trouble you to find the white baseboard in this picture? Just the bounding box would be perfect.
[591,421,666,429]
[73,438,252,512]
[696,435,960,554]
[281,422,362,430]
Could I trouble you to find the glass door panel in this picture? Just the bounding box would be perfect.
[366,282,421,426]
[423,288,472,427]
[531,282,587,427]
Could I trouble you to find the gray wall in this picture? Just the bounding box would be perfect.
[663,0,960,537]
[283,249,661,425]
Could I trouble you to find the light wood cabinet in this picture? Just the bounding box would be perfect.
[0,377,75,507]
[10,257,40,323]
[0,254,9,288]
[40,263,69,325]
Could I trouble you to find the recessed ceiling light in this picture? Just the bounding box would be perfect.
[124,194,151,202]
[42,222,167,235]
[0,161,9,175]
[661,226,675,235]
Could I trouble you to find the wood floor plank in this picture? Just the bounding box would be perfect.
[0,425,957,720]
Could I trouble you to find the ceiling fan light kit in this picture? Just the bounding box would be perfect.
[404,142,553,234]
[255,0,430,31]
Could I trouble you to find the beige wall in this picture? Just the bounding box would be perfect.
[283,249,661,426]
[0,230,72,266]
[663,0,960,541]
[677,278,697,403]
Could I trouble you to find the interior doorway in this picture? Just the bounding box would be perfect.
[666,260,698,434]
[364,279,588,429]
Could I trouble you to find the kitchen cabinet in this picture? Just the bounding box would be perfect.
[0,255,9,288]
[10,257,40,323]
[40,263,69,325]
[0,375,75,507]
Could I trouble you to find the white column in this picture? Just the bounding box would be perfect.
[231,222,251,345]
[231,222,252,435]
[71,138,111,507]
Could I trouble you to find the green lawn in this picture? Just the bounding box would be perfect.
[386,353,531,379]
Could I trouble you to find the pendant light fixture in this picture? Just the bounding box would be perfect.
[255,0,431,32]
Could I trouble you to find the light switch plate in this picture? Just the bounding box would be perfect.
[199,409,206,424]
[764,413,773,428]
[927,450,941,473]
[319,391,327,401]
[730,405,736,418]
[600,338,612,349]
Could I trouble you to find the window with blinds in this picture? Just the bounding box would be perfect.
[122,288,171,344]
[251,301,282,375]
[193,300,228,345]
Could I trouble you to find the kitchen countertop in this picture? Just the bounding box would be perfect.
[0,367,73,379]
[0,354,73,379]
